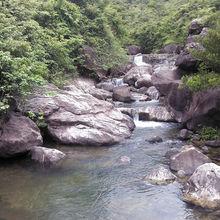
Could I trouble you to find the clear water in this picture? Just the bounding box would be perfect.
[0,103,219,220]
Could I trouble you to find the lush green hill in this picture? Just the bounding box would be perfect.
[0,0,219,114]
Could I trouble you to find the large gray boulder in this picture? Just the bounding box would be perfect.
[167,87,220,130]
[135,74,152,89]
[183,163,220,209]
[30,146,66,165]
[123,65,153,86]
[170,145,211,175]
[175,51,198,71]
[24,79,135,146]
[0,114,43,158]
[139,106,175,122]
[112,86,135,103]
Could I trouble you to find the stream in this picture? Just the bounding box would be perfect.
[0,55,218,220]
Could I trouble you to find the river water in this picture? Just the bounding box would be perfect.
[0,56,218,220]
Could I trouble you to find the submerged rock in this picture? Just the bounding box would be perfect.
[144,166,176,185]
[30,146,66,165]
[170,145,211,175]
[0,114,43,158]
[183,163,220,209]
[119,156,131,164]
[25,79,135,146]
[147,136,163,144]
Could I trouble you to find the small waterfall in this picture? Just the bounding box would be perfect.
[113,78,124,87]
[134,54,148,66]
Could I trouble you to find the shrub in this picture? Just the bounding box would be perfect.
[199,126,220,141]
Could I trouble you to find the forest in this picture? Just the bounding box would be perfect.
[0,0,219,114]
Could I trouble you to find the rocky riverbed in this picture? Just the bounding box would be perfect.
[0,19,220,219]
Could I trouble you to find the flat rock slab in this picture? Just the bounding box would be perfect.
[25,79,135,146]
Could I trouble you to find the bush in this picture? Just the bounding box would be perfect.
[199,126,220,141]
[182,65,220,92]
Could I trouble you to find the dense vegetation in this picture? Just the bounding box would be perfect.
[0,0,126,114]
[0,0,219,115]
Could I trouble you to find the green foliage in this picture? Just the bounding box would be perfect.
[182,64,220,92]
[199,126,220,141]
[183,19,220,92]
[193,19,220,72]
[109,0,219,52]
[27,111,47,128]
[0,0,127,115]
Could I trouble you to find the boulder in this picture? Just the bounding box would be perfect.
[0,114,43,158]
[80,46,107,80]
[183,163,220,209]
[183,88,220,130]
[188,19,203,35]
[96,81,114,92]
[123,65,153,86]
[160,44,183,54]
[175,51,198,71]
[143,166,176,185]
[170,145,211,175]
[139,106,175,122]
[30,146,66,165]
[205,140,220,148]
[146,86,160,100]
[127,45,142,55]
[167,86,192,122]
[24,80,135,146]
[147,136,163,144]
[152,75,181,97]
[178,129,193,140]
[135,74,152,89]
[112,86,135,103]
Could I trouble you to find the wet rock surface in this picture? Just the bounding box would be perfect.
[139,106,175,122]
[183,163,220,209]
[30,146,66,165]
[144,166,176,185]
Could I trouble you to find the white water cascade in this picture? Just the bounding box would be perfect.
[133,54,148,66]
